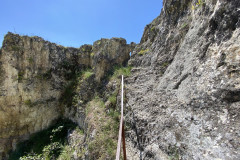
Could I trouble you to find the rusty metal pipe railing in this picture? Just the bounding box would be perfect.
[116,75,127,160]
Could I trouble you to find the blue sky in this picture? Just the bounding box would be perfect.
[0,0,163,47]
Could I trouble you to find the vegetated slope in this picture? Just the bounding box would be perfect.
[8,65,132,160]
[125,0,240,159]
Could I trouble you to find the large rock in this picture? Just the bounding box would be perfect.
[126,0,240,159]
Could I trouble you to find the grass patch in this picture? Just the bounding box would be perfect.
[110,66,132,80]
[138,48,150,55]
[9,119,78,160]
[108,94,117,105]
[107,89,119,106]
[82,70,94,79]
[108,109,120,121]
[86,97,120,159]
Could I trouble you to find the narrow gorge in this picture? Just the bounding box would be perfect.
[0,0,239,159]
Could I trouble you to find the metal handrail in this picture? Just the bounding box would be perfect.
[116,75,127,160]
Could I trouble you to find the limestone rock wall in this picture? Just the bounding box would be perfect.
[0,33,133,159]
[126,0,240,159]
[0,33,66,158]
[1,0,239,159]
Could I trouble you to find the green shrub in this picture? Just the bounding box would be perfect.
[42,142,62,159]
[9,119,77,160]
[19,154,43,160]
[58,146,73,160]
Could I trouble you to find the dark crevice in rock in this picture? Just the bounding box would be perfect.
[199,42,211,62]
[173,73,190,89]
[221,89,240,103]
[216,52,226,68]
[144,151,154,159]
[209,19,218,32]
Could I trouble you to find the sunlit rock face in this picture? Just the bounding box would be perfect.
[0,33,64,158]
[125,0,240,159]
[1,0,240,159]
[0,33,133,159]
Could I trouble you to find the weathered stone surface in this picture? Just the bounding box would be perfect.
[0,33,65,158]
[0,33,132,159]
[91,38,134,81]
[1,0,240,159]
[126,0,240,159]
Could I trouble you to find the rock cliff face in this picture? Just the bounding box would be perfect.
[1,0,240,159]
[0,33,134,159]
[125,0,240,159]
